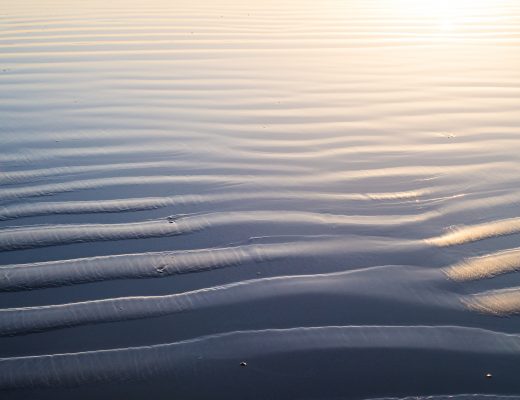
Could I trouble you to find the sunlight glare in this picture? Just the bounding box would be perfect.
[391,0,499,32]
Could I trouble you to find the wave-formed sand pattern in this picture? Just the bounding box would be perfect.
[2,0,520,398]
[428,217,520,247]
[464,289,520,316]
[0,237,415,291]
[446,248,520,281]
[1,326,520,390]
[0,266,454,336]
[0,189,428,221]
[445,247,520,316]
[2,163,503,202]
[0,210,433,251]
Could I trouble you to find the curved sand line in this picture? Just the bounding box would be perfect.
[445,248,520,281]
[0,210,429,251]
[427,217,520,247]
[0,236,413,290]
[0,189,428,221]
[0,266,450,336]
[0,325,519,389]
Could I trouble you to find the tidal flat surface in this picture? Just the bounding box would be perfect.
[1,0,520,398]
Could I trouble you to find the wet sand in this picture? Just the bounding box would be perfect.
[1,0,520,398]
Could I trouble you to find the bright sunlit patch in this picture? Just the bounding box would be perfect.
[389,0,498,32]
[393,0,495,16]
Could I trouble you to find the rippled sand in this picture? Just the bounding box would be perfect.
[1,0,520,399]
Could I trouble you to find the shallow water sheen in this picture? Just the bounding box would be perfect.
[1,0,520,399]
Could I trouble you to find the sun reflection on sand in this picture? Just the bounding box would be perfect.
[378,0,506,34]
